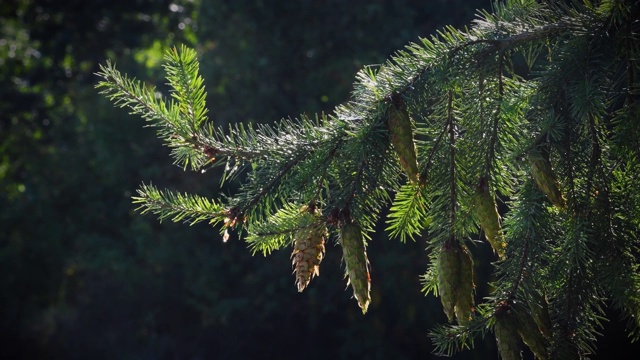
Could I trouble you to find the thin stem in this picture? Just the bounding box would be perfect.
[447,90,457,235]
[485,53,504,177]
[345,160,366,212]
[510,236,530,298]
[419,124,448,187]
[311,138,344,202]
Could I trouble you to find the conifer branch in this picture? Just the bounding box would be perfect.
[429,319,487,357]
[386,184,430,242]
[245,203,320,255]
[96,60,183,135]
[132,183,226,226]
[164,45,208,128]
[96,1,640,357]
[238,152,308,215]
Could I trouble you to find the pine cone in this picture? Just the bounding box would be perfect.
[454,245,475,325]
[530,154,566,209]
[340,222,371,314]
[387,102,419,185]
[514,306,549,360]
[495,307,523,360]
[437,242,460,322]
[437,241,476,324]
[474,177,506,258]
[291,223,326,292]
[527,289,553,338]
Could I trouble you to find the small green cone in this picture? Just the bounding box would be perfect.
[437,241,460,322]
[527,289,553,338]
[530,153,566,209]
[387,101,419,185]
[340,222,371,314]
[495,306,523,360]
[514,305,549,360]
[437,240,476,324]
[474,176,506,258]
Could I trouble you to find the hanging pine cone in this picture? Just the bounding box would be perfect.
[526,289,553,338]
[437,240,476,324]
[340,221,371,314]
[494,306,523,360]
[454,245,475,325]
[474,176,506,258]
[387,98,419,185]
[437,241,460,322]
[291,223,327,292]
[530,152,566,209]
[514,305,549,360]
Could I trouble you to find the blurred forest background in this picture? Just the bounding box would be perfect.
[1,1,638,359]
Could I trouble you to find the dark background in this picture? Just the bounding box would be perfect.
[1,0,636,359]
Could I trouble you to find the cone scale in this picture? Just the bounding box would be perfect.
[530,152,566,209]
